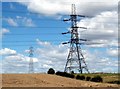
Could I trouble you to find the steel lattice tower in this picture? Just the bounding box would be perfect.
[29,47,34,73]
[62,4,89,74]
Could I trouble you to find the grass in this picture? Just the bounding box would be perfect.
[75,73,119,83]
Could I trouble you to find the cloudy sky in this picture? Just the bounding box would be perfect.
[1,0,119,73]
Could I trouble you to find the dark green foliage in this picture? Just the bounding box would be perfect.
[56,71,65,76]
[80,75,85,80]
[47,68,55,74]
[71,71,74,74]
[91,75,103,82]
[56,71,61,75]
[76,75,81,79]
[56,72,119,84]
[76,75,85,80]
[86,76,91,81]
[56,71,75,78]
[64,72,75,78]
[67,74,74,78]
[107,80,120,84]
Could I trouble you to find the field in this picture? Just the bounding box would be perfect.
[76,73,119,83]
[2,73,119,87]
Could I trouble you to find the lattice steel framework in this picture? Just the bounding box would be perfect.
[29,47,34,73]
[62,4,89,74]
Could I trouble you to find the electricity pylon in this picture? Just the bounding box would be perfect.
[29,47,34,73]
[62,4,89,74]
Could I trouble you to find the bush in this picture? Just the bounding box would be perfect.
[56,71,75,78]
[71,71,74,74]
[76,75,80,79]
[108,80,120,84]
[69,74,75,78]
[86,76,91,81]
[91,75,103,82]
[76,75,85,80]
[65,73,74,78]
[63,72,68,77]
[56,71,61,75]
[56,71,66,76]
[47,68,55,74]
[80,75,85,80]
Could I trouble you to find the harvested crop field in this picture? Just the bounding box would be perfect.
[2,74,119,87]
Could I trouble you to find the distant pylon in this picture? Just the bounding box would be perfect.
[29,47,34,73]
[62,4,89,74]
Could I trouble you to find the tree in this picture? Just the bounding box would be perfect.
[91,75,103,82]
[76,75,85,80]
[47,68,55,74]
[86,76,91,81]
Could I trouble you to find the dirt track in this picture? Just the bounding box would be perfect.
[2,74,119,87]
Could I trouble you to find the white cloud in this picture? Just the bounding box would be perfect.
[0,28,10,37]
[0,48,16,55]
[3,54,39,73]
[1,28,10,34]
[18,1,118,48]
[86,56,118,73]
[5,16,35,27]
[22,17,35,27]
[83,40,118,48]
[16,16,22,19]
[18,0,118,16]
[10,3,15,9]
[7,18,18,26]
[36,39,68,61]
[0,48,38,62]
[4,54,38,62]
[78,11,118,47]
[21,1,118,48]
[36,39,52,47]
[2,48,39,73]
[107,48,118,57]
[43,64,52,68]
[35,40,118,73]
[2,39,118,73]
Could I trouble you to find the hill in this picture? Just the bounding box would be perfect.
[2,74,118,87]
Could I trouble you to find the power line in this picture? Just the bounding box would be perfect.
[2,44,38,47]
[2,16,118,23]
[2,39,65,43]
[2,43,62,47]
[2,10,117,19]
[3,15,117,26]
[2,40,65,43]
[2,26,67,28]
[2,17,63,22]
[2,16,118,21]
[4,33,62,36]
[2,25,116,30]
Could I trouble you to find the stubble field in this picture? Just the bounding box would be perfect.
[2,74,119,87]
